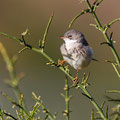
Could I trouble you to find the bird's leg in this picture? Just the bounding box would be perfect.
[73,69,79,84]
[57,60,66,67]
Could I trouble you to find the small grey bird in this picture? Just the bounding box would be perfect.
[60,29,93,83]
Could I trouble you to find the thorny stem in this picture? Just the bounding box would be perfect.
[0,42,21,103]
[78,83,108,120]
[41,105,54,120]
[1,92,29,118]
[41,13,54,50]
[32,92,55,120]
[111,63,120,78]
[85,0,120,76]
[0,1,119,120]
[86,0,103,29]
[64,77,70,120]
[103,33,120,66]
[0,109,4,120]
[86,0,120,65]
[3,112,17,120]
[113,114,119,120]
[0,32,107,120]
[29,47,74,80]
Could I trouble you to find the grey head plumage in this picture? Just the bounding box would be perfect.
[60,29,94,70]
[63,29,89,46]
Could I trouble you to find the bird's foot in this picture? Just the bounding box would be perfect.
[72,76,78,85]
[57,60,66,67]
[72,69,79,85]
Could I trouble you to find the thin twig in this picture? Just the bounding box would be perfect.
[104,18,120,33]
[0,42,21,103]
[32,92,55,120]
[111,63,120,78]
[107,90,120,94]
[1,92,29,117]
[69,9,90,28]
[3,112,17,120]
[70,0,120,76]
[0,108,4,120]
[91,109,94,120]
[85,0,120,68]
[69,0,120,70]
[0,31,107,120]
[63,77,71,120]
[41,13,54,50]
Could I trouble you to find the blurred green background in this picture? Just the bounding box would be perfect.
[0,0,120,119]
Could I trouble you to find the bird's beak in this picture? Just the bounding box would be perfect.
[60,36,67,40]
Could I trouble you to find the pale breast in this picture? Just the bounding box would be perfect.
[60,43,93,70]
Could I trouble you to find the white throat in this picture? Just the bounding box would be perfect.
[64,39,77,50]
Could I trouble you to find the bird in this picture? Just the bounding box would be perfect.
[60,29,93,84]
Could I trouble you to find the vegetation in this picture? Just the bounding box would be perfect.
[0,0,120,119]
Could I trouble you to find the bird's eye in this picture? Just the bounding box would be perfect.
[68,35,72,38]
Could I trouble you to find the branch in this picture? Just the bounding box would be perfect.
[41,13,54,50]
[3,112,17,120]
[62,77,72,120]
[92,0,104,11]
[0,42,22,104]
[111,63,120,78]
[0,108,4,120]
[0,32,107,120]
[107,90,120,94]
[32,92,55,120]
[1,92,29,118]
[85,0,120,75]
[69,9,90,28]
[104,18,120,33]
[91,109,94,120]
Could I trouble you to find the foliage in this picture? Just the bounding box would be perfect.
[0,0,120,120]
